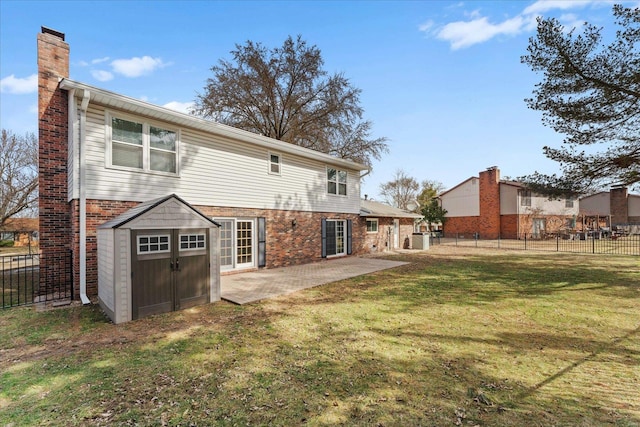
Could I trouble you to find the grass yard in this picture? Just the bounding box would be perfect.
[1,247,638,426]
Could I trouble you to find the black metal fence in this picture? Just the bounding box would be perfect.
[437,233,640,256]
[1,251,73,308]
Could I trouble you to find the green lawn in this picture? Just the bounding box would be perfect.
[1,247,639,426]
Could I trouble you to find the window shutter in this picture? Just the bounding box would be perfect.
[347,219,352,255]
[321,218,327,258]
[258,217,266,267]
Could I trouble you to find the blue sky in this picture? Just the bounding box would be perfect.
[1,0,635,199]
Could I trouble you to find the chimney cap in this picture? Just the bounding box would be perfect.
[41,26,65,41]
[486,166,498,171]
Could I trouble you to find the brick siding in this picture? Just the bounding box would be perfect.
[610,187,629,225]
[38,30,71,294]
[478,168,501,239]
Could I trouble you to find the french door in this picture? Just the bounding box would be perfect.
[218,219,255,271]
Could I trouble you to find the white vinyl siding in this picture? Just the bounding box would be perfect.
[77,105,361,214]
[440,179,480,217]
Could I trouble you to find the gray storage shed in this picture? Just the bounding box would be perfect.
[97,194,220,324]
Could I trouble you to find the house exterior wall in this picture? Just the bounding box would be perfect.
[500,214,519,239]
[361,217,414,252]
[579,192,610,216]
[499,185,519,215]
[629,196,640,223]
[442,167,578,239]
[443,216,479,238]
[71,103,362,215]
[440,178,479,217]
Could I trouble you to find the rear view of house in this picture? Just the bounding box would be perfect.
[440,166,578,239]
[37,27,378,320]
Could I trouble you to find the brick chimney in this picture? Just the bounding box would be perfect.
[610,187,628,226]
[38,28,71,261]
[478,166,501,239]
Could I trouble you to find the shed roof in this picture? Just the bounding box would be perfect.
[98,194,219,229]
[360,199,423,219]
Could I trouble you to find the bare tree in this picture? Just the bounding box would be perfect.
[0,129,38,226]
[194,35,388,167]
[379,169,419,210]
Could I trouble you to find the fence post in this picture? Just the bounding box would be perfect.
[556,234,559,252]
[475,232,478,247]
[592,233,595,254]
[524,234,527,250]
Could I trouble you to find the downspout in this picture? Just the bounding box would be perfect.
[79,89,91,304]
[359,168,371,180]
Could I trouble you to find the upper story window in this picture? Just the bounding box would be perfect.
[327,167,347,196]
[565,197,574,208]
[109,114,178,175]
[269,152,281,175]
[521,189,531,207]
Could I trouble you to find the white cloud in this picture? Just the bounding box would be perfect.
[0,74,37,94]
[163,101,194,115]
[111,56,168,77]
[425,0,610,50]
[418,20,434,32]
[437,15,528,50]
[91,57,110,65]
[522,0,596,15]
[91,70,114,82]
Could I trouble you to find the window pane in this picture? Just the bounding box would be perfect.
[327,168,336,182]
[328,181,337,194]
[112,118,142,145]
[338,183,347,196]
[150,126,176,151]
[150,150,176,173]
[113,142,143,169]
[338,170,347,183]
[270,154,279,164]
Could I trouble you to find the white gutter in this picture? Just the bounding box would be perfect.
[79,89,91,305]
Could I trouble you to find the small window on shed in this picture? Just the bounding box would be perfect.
[179,233,206,251]
[137,234,170,254]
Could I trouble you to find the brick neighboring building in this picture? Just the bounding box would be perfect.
[439,166,579,239]
[579,187,640,232]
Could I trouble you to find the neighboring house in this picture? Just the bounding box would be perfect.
[0,218,39,247]
[439,166,578,239]
[37,28,378,307]
[579,187,640,234]
[360,199,423,252]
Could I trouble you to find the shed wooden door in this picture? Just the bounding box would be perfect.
[132,228,210,320]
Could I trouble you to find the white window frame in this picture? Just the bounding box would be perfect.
[366,219,379,233]
[326,219,347,257]
[268,152,281,175]
[214,217,256,271]
[136,234,171,255]
[327,167,348,196]
[178,233,206,251]
[521,189,532,207]
[106,111,180,176]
